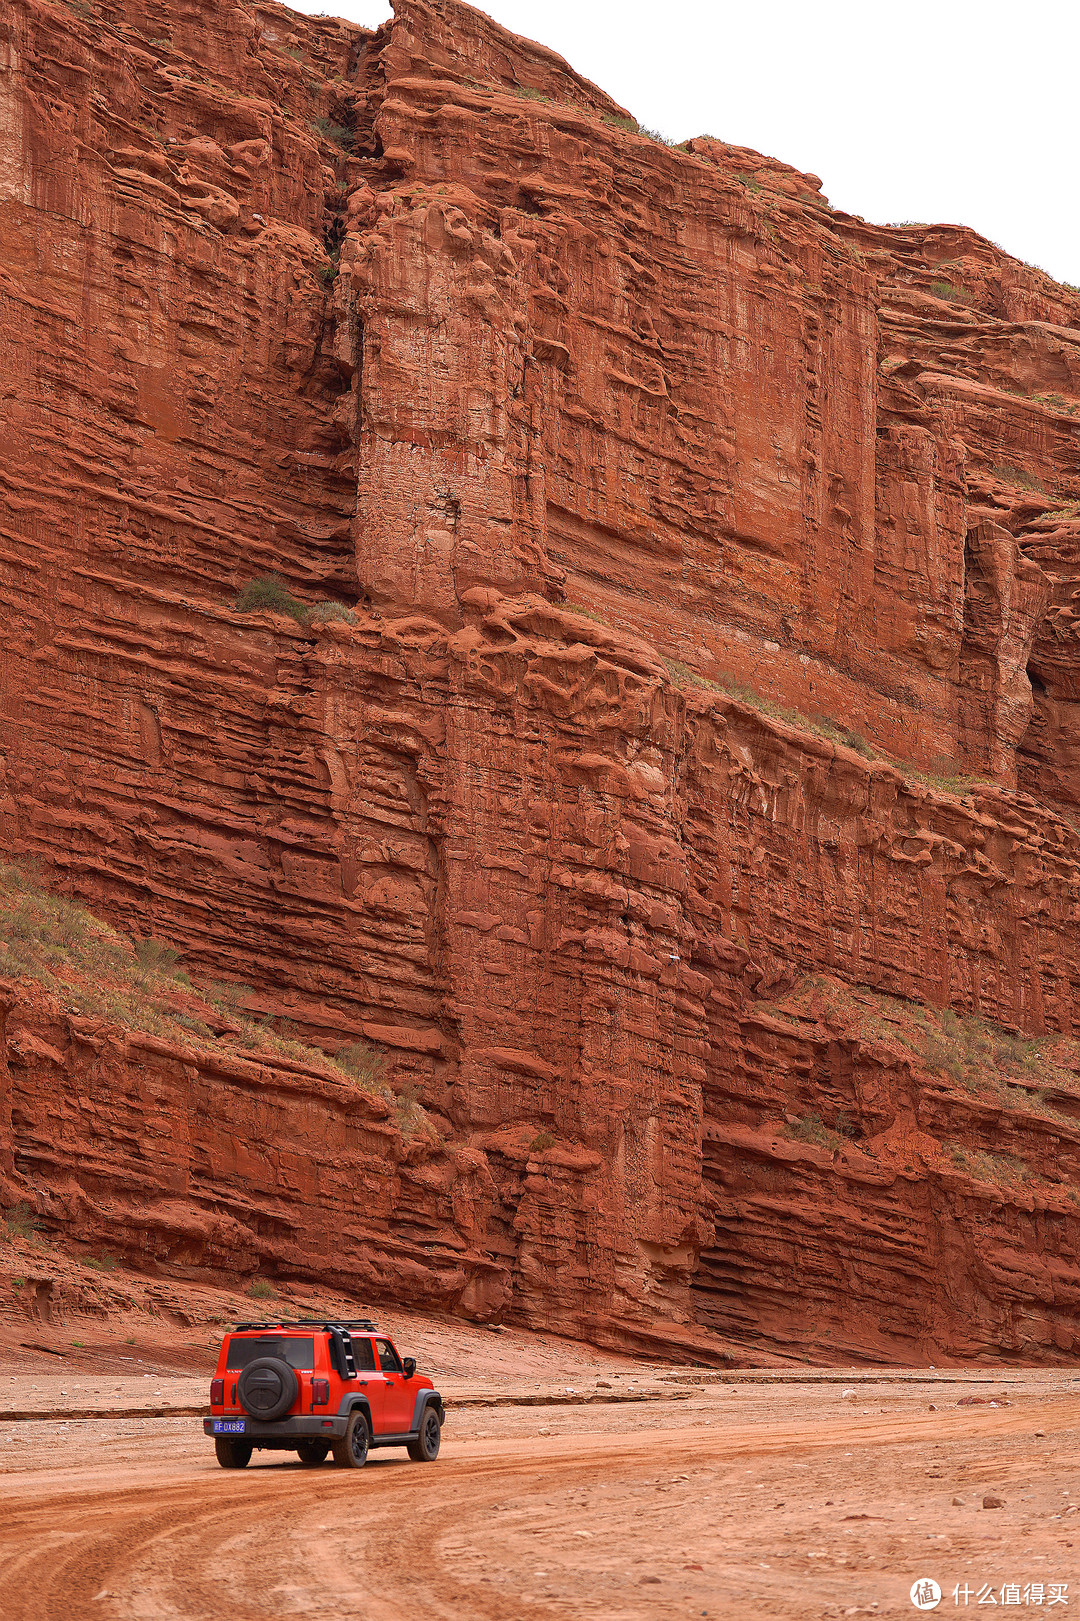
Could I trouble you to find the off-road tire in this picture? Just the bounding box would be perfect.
[332,1410,370,1469]
[407,1406,441,1462]
[215,1437,253,1469]
[296,1440,330,1466]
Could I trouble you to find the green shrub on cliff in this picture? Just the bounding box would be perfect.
[309,600,357,625]
[3,1203,40,1240]
[928,279,974,305]
[602,113,640,134]
[782,1112,848,1153]
[639,126,681,147]
[234,580,356,627]
[313,116,352,149]
[135,937,181,973]
[337,1040,385,1088]
[915,1008,1042,1093]
[947,1144,1032,1186]
[561,601,605,624]
[236,575,309,622]
[82,1251,119,1272]
[989,463,1047,495]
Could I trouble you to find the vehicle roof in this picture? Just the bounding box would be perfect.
[226,1318,382,1334]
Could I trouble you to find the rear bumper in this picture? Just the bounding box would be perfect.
[205,1391,445,1448]
[205,1415,348,1443]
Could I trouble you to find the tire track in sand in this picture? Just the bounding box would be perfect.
[1,1401,1075,1621]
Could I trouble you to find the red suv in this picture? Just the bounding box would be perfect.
[203,1318,443,1469]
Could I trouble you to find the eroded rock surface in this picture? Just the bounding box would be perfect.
[3,0,1080,1362]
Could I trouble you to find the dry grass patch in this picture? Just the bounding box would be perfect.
[0,859,388,1096]
[774,974,1080,1129]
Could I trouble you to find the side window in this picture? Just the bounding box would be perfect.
[376,1337,402,1374]
[353,1336,377,1373]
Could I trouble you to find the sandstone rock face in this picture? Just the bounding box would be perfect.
[3,0,1080,1362]
[0,977,509,1319]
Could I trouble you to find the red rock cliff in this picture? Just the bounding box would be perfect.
[3,0,1080,1362]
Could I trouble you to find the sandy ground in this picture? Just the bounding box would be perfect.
[1,1265,1078,1619]
[2,1369,1078,1619]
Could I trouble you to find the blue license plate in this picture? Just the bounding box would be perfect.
[212,1419,246,1435]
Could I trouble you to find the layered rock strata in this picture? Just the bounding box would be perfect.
[2,0,1080,1361]
[0,977,507,1318]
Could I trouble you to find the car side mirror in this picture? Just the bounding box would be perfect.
[402,1356,416,1379]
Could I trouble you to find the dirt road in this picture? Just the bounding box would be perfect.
[2,1377,1078,1621]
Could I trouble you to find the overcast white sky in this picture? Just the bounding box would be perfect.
[287,0,1079,288]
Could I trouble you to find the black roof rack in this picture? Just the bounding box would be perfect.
[229,1318,379,1332]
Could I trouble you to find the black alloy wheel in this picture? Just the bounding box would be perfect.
[332,1410,370,1469]
[407,1407,441,1462]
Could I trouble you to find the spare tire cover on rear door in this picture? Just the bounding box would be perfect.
[236,1357,299,1421]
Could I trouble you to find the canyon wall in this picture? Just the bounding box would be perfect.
[3,0,1080,1361]
[0,977,508,1318]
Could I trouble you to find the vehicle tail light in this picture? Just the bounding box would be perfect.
[311,1379,330,1406]
[210,1379,224,1406]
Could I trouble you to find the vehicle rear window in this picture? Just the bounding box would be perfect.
[225,1336,315,1371]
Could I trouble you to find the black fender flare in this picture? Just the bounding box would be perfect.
[343,1395,374,1433]
[409,1388,443,1434]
